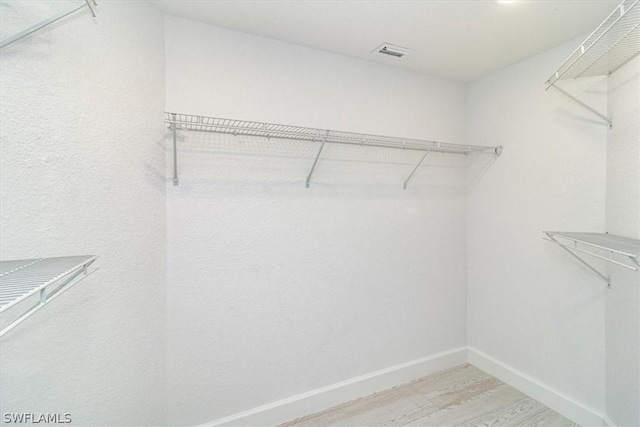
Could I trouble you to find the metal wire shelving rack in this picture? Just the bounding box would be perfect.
[543,1,640,285]
[0,0,98,51]
[546,0,640,127]
[0,255,98,337]
[165,112,502,188]
[544,232,639,287]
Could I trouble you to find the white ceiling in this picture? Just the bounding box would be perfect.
[150,0,620,83]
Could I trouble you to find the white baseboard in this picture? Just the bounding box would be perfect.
[201,347,610,427]
[200,347,467,427]
[467,347,605,427]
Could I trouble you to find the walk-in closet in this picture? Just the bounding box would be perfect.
[1,1,638,426]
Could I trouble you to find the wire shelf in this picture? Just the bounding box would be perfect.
[544,232,639,286]
[547,0,640,86]
[165,112,502,187]
[0,255,97,337]
[166,113,500,155]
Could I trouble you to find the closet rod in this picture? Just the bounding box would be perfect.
[0,0,97,51]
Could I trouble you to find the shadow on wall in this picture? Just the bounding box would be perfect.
[139,135,174,196]
[466,153,498,193]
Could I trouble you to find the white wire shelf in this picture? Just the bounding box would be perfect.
[545,0,640,127]
[0,255,98,337]
[547,0,639,85]
[0,0,98,51]
[544,232,640,286]
[165,112,502,187]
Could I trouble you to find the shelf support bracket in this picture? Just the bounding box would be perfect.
[0,1,97,50]
[403,150,430,190]
[544,233,611,287]
[549,83,612,128]
[172,113,179,186]
[85,0,98,18]
[305,132,328,188]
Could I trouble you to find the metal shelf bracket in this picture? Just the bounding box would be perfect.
[0,1,98,51]
[306,132,328,188]
[549,83,612,128]
[403,150,431,190]
[544,232,611,286]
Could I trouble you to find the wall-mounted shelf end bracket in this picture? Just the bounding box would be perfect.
[547,83,612,129]
[544,232,611,286]
[305,131,329,188]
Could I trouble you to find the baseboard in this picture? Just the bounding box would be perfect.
[201,347,610,427]
[200,347,467,427]
[467,347,605,427]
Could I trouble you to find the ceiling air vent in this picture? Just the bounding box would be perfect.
[373,43,412,59]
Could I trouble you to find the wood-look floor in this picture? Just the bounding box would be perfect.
[279,364,579,427]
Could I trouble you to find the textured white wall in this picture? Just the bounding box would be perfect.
[164,16,468,425]
[0,1,166,425]
[606,55,640,239]
[605,55,640,427]
[465,38,608,415]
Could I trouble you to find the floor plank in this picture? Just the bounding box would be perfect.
[279,364,579,427]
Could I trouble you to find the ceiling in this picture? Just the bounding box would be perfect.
[150,0,620,83]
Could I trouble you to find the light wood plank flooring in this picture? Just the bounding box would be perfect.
[279,364,579,427]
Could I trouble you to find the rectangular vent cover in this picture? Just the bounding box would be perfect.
[374,43,412,58]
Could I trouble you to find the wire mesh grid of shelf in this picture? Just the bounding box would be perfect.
[165,113,502,187]
[0,255,97,337]
[547,0,639,86]
[167,113,501,155]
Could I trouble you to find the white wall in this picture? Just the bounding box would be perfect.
[605,55,640,427]
[606,56,640,239]
[0,1,166,425]
[465,38,608,420]
[164,16,469,425]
